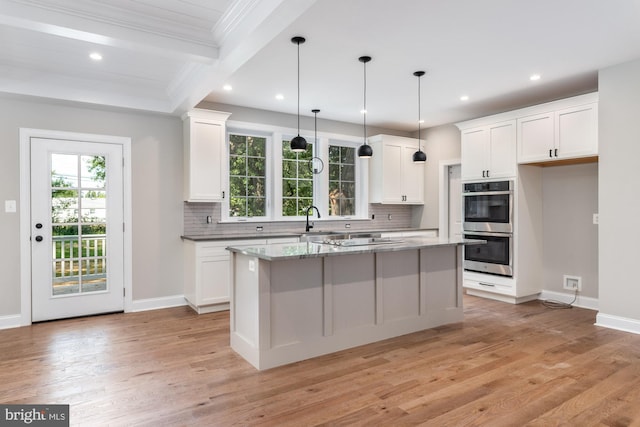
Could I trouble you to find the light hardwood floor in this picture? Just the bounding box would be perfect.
[2,295,640,426]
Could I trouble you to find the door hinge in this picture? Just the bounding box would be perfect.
[123,288,126,297]
[123,222,125,232]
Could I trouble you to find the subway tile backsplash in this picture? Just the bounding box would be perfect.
[183,202,414,236]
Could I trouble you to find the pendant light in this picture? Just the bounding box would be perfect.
[412,70,427,163]
[309,108,324,174]
[358,55,373,158]
[290,36,308,152]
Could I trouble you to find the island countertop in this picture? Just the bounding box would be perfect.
[226,236,484,261]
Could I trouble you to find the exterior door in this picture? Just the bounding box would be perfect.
[31,138,124,322]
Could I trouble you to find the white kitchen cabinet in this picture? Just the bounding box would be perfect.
[184,239,263,313]
[183,109,231,202]
[368,134,425,204]
[460,120,516,181]
[518,103,598,164]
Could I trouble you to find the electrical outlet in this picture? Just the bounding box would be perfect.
[563,275,582,291]
[593,213,599,225]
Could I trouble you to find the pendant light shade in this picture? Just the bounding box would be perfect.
[358,55,372,158]
[412,70,427,163]
[291,36,307,153]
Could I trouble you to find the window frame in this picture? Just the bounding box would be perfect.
[222,128,272,222]
[223,121,369,222]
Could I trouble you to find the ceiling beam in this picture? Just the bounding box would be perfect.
[0,0,218,63]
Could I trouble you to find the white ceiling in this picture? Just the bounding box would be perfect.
[2,0,640,131]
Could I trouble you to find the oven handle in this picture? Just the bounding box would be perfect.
[463,231,512,237]
[462,190,513,196]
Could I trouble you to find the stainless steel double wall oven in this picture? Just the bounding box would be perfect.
[463,180,513,276]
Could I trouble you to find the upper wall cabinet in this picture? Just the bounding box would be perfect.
[517,102,598,164]
[183,109,231,202]
[460,120,516,181]
[368,134,425,204]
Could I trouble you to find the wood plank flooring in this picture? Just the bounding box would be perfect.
[2,295,640,426]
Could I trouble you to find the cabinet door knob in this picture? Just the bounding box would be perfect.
[486,170,490,178]
[482,170,485,178]
[549,149,553,158]
[554,148,558,157]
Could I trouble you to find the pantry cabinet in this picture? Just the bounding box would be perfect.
[460,120,516,181]
[368,134,425,204]
[183,109,231,202]
[518,102,598,164]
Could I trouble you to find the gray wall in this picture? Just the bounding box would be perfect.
[542,163,598,298]
[415,124,462,229]
[0,96,184,317]
[598,58,640,320]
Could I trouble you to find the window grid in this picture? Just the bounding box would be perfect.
[328,145,356,216]
[282,140,314,216]
[228,134,267,217]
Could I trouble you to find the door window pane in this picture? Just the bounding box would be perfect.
[50,154,109,297]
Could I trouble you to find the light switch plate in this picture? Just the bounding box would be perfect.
[5,200,16,213]
[593,213,599,225]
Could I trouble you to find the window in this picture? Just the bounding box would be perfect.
[282,139,313,216]
[228,134,267,217]
[328,144,356,216]
[225,124,366,221]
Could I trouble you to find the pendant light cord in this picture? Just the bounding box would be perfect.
[363,59,367,145]
[297,40,301,135]
[417,74,421,151]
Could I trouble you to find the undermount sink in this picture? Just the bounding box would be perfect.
[298,231,339,242]
[300,231,402,246]
[320,236,402,247]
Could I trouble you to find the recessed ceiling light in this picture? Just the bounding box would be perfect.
[223,84,232,91]
[89,52,102,61]
[275,94,284,100]
[530,74,541,81]
[460,95,469,101]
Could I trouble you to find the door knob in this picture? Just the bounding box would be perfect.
[35,223,43,229]
[35,236,43,242]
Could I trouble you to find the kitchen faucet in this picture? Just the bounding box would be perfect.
[305,205,320,232]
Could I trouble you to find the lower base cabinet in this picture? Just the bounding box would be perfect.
[184,239,262,313]
[184,237,299,314]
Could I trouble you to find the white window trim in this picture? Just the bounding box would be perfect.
[224,120,369,223]
[222,129,272,222]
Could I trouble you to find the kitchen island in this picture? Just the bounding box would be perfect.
[227,236,479,370]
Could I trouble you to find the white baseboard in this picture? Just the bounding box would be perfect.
[130,295,187,312]
[595,313,640,335]
[538,290,599,311]
[0,314,23,330]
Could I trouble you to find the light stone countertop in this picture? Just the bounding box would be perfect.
[226,236,484,261]
[181,228,438,242]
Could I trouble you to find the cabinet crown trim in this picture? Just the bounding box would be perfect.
[455,92,598,131]
[182,109,232,122]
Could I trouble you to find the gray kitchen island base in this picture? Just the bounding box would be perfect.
[229,241,466,370]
